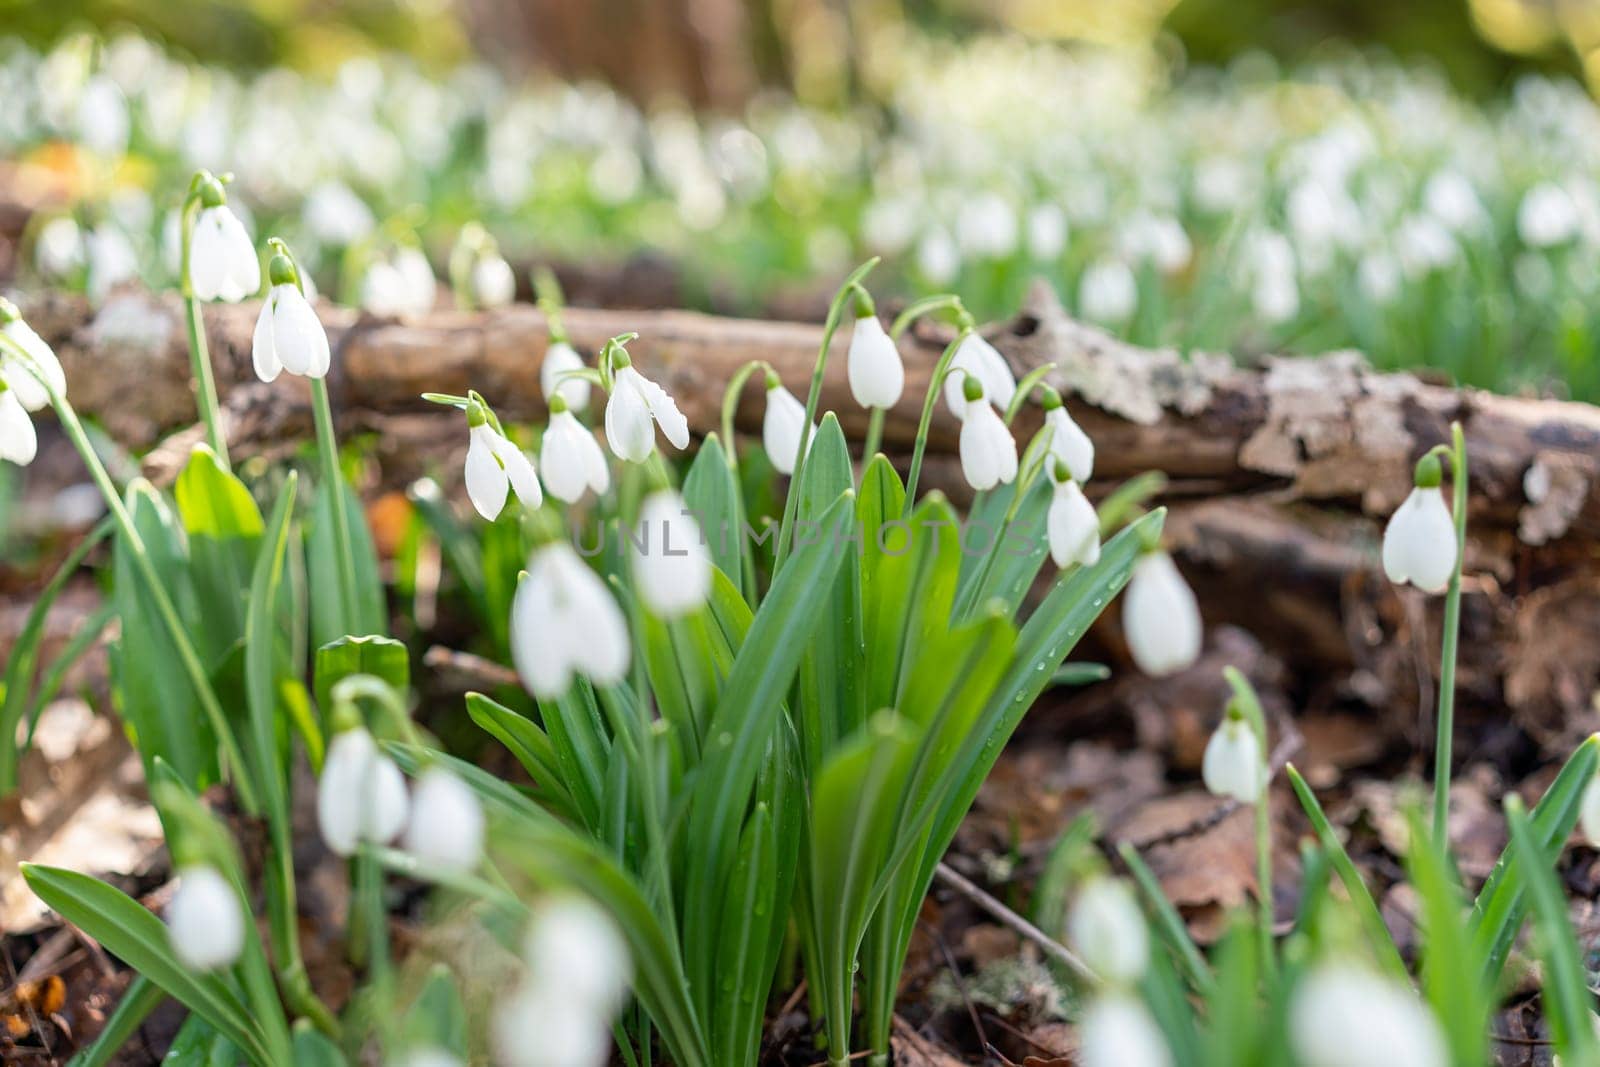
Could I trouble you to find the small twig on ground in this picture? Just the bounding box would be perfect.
[924,920,989,1061]
[421,645,521,688]
[933,862,1096,983]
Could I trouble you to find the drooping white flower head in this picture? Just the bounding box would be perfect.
[0,386,37,467]
[1202,713,1266,803]
[403,767,485,874]
[1251,231,1300,324]
[1423,171,1485,233]
[957,375,1017,492]
[1047,470,1099,569]
[0,306,66,412]
[492,981,612,1067]
[395,246,438,312]
[189,203,260,303]
[540,400,611,504]
[632,489,711,619]
[252,252,331,382]
[846,314,904,411]
[317,726,410,856]
[472,253,516,309]
[166,865,245,972]
[763,377,812,476]
[1289,963,1447,1067]
[1580,775,1600,847]
[463,403,543,521]
[942,333,1016,419]
[1079,993,1173,1067]
[1518,182,1580,248]
[523,896,633,1013]
[1068,877,1149,985]
[1382,456,1456,594]
[362,247,436,317]
[541,341,592,412]
[511,542,630,699]
[1079,258,1138,325]
[1123,550,1202,677]
[604,355,690,464]
[1041,394,1094,483]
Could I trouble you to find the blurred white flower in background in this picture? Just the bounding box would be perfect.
[1289,963,1447,1067]
[1518,181,1580,247]
[1078,258,1137,325]
[1079,993,1173,1067]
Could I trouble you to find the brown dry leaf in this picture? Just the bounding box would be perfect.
[1348,765,1504,881]
[1296,711,1390,788]
[1505,576,1600,751]
[966,741,1163,855]
[1109,790,1257,943]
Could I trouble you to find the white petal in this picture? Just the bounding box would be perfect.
[1047,481,1100,568]
[0,389,37,466]
[559,552,631,686]
[493,982,613,1067]
[846,315,904,410]
[959,401,1016,491]
[1046,407,1095,483]
[943,334,1015,418]
[632,490,711,619]
[1581,778,1600,847]
[361,751,410,845]
[512,564,571,699]
[473,255,516,308]
[637,370,690,450]
[167,866,245,972]
[522,896,632,1012]
[763,386,809,475]
[1068,879,1149,985]
[318,728,377,856]
[541,342,591,411]
[270,285,330,378]
[2,320,66,408]
[395,247,437,313]
[404,768,485,873]
[212,207,260,301]
[541,412,605,503]
[1290,964,1448,1067]
[187,208,228,302]
[250,298,282,383]
[465,425,509,520]
[604,369,657,463]
[1080,994,1172,1067]
[1202,719,1264,802]
[491,432,544,511]
[1381,487,1456,594]
[1123,552,1202,676]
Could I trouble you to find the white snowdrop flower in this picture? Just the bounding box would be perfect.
[362,259,413,317]
[1123,550,1202,676]
[1079,993,1173,1067]
[493,981,612,1067]
[1194,155,1249,214]
[1,312,68,411]
[76,76,129,157]
[166,866,245,972]
[85,226,138,305]
[957,377,1018,492]
[303,180,376,246]
[1250,231,1299,324]
[540,402,610,504]
[1519,182,1580,248]
[395,246,438,312]
[388,1047,463,1067]
[189,205,260,303]
[1042,397,1094,483]
[762,379,811,476]
[862,197,919,255]
[1382,460,1456,594]
[605,357,690,464]
[317,726,410,857]
[464,412,543,521]
[511,542,631,698]
[1026,203,1068,260]
[957,192,1019,259]
[916,228,960,285]
[1357,252,1402,305]
[0,385,38,467]
[1289,963,1447,1067]
[541,341,592,412]
[942,333,1016,420]
[1120,213,1191,274]
[1078,259,1137,325]
[1396,215,1458,278]
[523,896,632,1013]
[1047,473,1099,569]
[1579,775,1600,847]
[252,258,331,381]
[1287,179,1361,250]
[846,314,903,410]
[403,767,484,874]
[1067,877,1148,985]
[1424,171,1485,233]
[35,216,85,279]
[1202,714,1266,803]
[472,253,516,309]
[632,489,711,619]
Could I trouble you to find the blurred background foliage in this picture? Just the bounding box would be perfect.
[1,0,1592,104]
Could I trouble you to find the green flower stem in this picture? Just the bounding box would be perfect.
[889,293,962,341]
[774,258,877,570]
[1254,788,1276,982]
[901,328,972,516]
[178,195,230,467]
[1433,421,1468,846]
[1,337,260,813]
[862,406,886,463]
[311,378,362,635]
[718,359,770,473]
